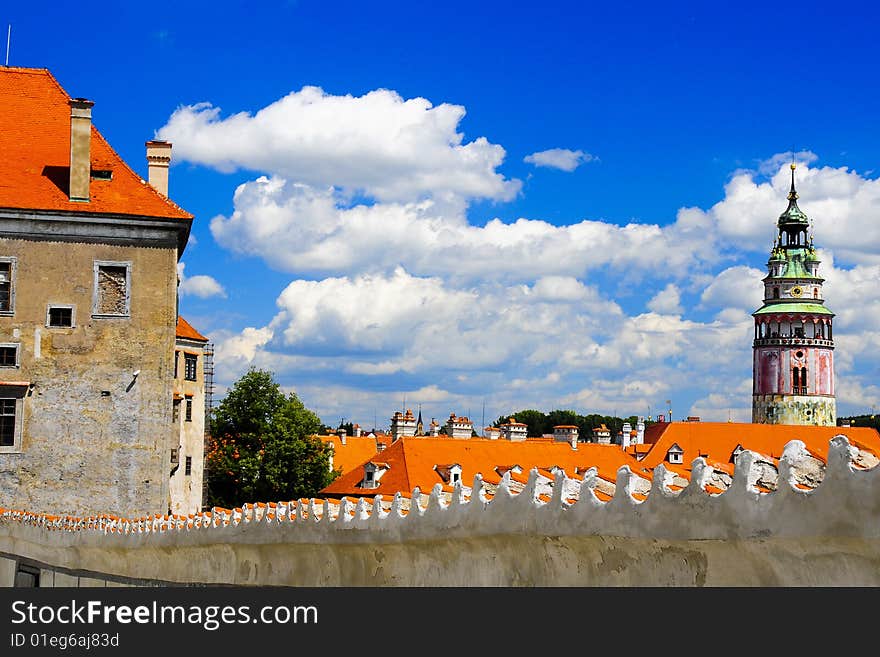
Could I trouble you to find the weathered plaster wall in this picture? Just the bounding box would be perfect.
[0,237,178,517]
[752,393,836,426]
[2,438,879,587]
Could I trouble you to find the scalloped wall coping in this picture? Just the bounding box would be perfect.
[1,436,879,545]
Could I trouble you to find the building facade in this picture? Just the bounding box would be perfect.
[0,67,193,516]
[752,164,835,425]
[169,316,209,515]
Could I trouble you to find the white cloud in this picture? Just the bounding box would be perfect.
[647,283,683,314]
[184,99,880,428]
[524,148,593,172]
[698,265,764,312]
[208,176,721,284]
[157,86,520,204]
[701,157,880,263]
[177,262,227,298]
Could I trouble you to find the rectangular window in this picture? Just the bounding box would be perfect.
[172,399,180,423]
[0,344,18,367]
[185,456,192,476]
[185,396,193,422]
[14,564,40,588]
[174,351,179,378]
[0,258,15,314]
[184,353,198,381]
[47,305,74,328]
[0,385,26,452]
[0,398,17,447]
[93,261,131,317]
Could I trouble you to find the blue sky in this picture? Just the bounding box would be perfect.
[5,1,880,429]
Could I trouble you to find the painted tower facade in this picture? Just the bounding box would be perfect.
[752,164,835,425]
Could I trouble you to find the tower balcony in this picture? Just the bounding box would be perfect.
[753,337,834,349]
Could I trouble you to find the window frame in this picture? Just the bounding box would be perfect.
[46,304,75,329]
[184,353,198,382]
[185,456,192,476]
[92,260,132,319]
[0,384,27,453]
[0,257,17,316]
[185,395,193,422]
[0,343,19,368]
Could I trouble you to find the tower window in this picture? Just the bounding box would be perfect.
[773,287,780,299]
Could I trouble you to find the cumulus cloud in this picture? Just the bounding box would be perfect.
[647,283,683,314]
[524,148,593,172]
[698,265,764,312]
[157,86,520,204]
[697,156,880,263]
[171,91,880,426]
[208,176,722,283]
[177,262,226,298]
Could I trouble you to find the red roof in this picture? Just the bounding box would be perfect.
[0,67,192,221]
[176,316,208,342]
[320,437,644,497]
[641,421,880,468]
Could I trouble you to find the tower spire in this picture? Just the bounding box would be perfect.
[788,162,797,201]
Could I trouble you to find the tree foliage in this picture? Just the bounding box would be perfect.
[205,368,340,508]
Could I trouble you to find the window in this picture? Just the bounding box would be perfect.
[185,456,192,476]
[0,258,15,314]
[14,563,40,588]
[172,399,180,423]
[185,396,193,422]
[184,353,197,381]
[170,447,179,464]
[773,287,780,299]
[93,261,131,317]
[0,398,16,447]
[174,351,179,378]
[0,344,18,367]
[47,305,74,328]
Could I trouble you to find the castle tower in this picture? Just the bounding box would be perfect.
[752,164,835,425]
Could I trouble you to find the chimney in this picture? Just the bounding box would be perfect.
[146,140,172,197]
[68,98,95,202]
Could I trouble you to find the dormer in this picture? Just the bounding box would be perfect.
[494,464,523,478]
[666,443,684,465]
[433,463,463,485]
[362,461,390,489]
[731,444,744,463]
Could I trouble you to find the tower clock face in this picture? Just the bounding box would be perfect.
[790,286,803,298]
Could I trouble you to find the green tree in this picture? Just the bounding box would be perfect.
[205,368,339,508]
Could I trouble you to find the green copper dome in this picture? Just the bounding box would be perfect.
[778,163,809,226]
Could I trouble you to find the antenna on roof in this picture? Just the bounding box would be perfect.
[5,25,10,67]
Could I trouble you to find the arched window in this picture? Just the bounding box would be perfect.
[773,287,780,299]
[813,288,818,299]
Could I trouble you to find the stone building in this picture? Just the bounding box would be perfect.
[752,164,835,425]
[169,316,209,515]
[0,67,193,517]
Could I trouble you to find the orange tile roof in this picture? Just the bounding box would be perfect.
[0,67,192,221]
[176,316,208,342]
[320,437,644,497]
[316,435,382,475]
[640,421,880,470]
